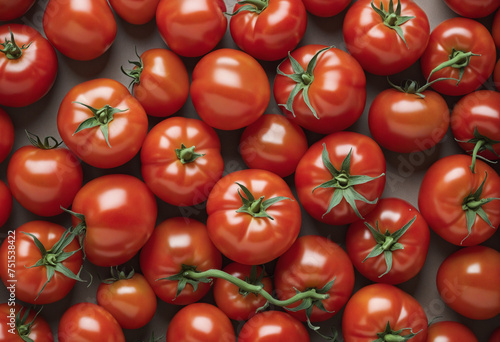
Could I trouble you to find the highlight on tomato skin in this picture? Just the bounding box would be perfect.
[443,0,499,18]
[108,0,160,25]
[0,0,36,21]
[301,0,351,17]
[426,321,478,342]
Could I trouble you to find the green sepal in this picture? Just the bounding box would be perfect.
[426,49,480,85]
[371,0,415,47]
[455,126,500,173]
[0,27,31,60]
[156,265,212,300]
[373,321,422,342]
[235,182,291,220]
[101,266,135,284]
[25,130,63,150]
[175,144,205,164]
[229,0,269,15]
[121,46,143,90]
[15,306,44,342]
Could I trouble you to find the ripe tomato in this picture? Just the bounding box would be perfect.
[238,311,310,342]
[0,0,36,21]
[0,108,14,163]
[0,304,53,342]
[58,303,125,342]
[295,131,386,226]
[141,117,224,207]
[491,327,500,342]
[7,133,83,217]
[191,48,270,130]
[108,0,160,25]
[57,78,148,169]
[229,0,307,61]
[166,303,235,342]
[301,0,350,17]
[421,18,496,96]
[0,221,83,304]
[0,180,12,228]
[437,246,500,320]
[239,114,308,177]
[426,321,478,342]
[418,155,500,246]
[273,45,366,134]
[495,59,500,91]
[342,284,428,342]
[493,10,500,48]
[122,48,189,117]
[156,0,227,57]
[343,0,430,75]
[43,0,117,61]
[0,24,57,108]
[206,169,301,265]
[443,0,499,18]
[139,217,222,305]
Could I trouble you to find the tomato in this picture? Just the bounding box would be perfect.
[0,304,53,342]
[426,321,478,342]
[436,246,500,320]
[274,235,355,322]
[295,131,386,226]
[141,117,224,207]
[191,48,270,130]
[495,59,500,91]
[58,303,125,342]
[166,303,235,342]
[343,0,430,75]
[0,108,14,163]
[206,169,301,265]
[239,114,308,177]
[342,284,428,342]
[0,180,12,228]
[418,154,500,246]
[301,0,350,17]
[421,18,496,96]
[0,24,58,108]
[156,0,227,57]
[0,221,83,304]
[139,217,222,305]
[443,0,499,18]
[238,311,310,342]
[97,268,157,329]
[491,327,500,342]
[43,0,117,61]
[7,133,83,217]
[273,45,366,134]
[229,0,307,61]
[346,198,430,284]
[108,0,160,25]
[493,10,500,49]
[57,78,148,169]
[0,0,36,21]
[122,48,189,117]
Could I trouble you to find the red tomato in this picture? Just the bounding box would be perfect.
[7,133,83,217]
[421,18,496,96]
[343,0,430,75]
[0,180,12,228]
[0,108,14,163]
[43,0,117,61]
[274,235,355,322]
[443,0,499,18]
[273,44,366,134]
[191,48,270,130]
[166,303,235,342]
[346,198,430,284]
[495,59,500,91]
[342,284,428,342]
[490,327,500,342]
[139,217,222,305]
[141,117,224,206]
[58,303,125,342]
[156,0,227,57]
[437,246,500,320]
[122,48,189,117]
[426,321,478,342]
[301,0,350,17]
[295,131,386,226]
[0,0,36,21]
[206,169,301,265]
[493,10,500,49]
[239,114,308,177]
[0,303,53,342]
[229,0,307,61]
[238,311,310,342]
[108,0,160,25]
[0,221,83,304]
[418,155,500,246]
[57,78,148,169]
[0,24,57,108]
[70,174,157,267]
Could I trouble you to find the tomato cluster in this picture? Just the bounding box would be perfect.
[0,0,499,341]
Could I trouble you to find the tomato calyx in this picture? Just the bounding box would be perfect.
[25,130,63,150]
[371,0,415,47]
[15,306,42,342]
[235,182,291,220]
[160,264,213,299]
[375,321,421,342]
[61,207,88,256]
[388,77,457,99]
[231,0,269,15]
[239,265,267,297]
[175,144,205,164]
[121,48,143,89]
[455,127,500,172]
[0,28,31,60]
[101,266,135,284]
[426,48,480,86]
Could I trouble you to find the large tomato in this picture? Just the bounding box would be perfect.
[237,311,310,342]
[273,45,366,134]
[494,10,500,49]
[495,59,500,91]
[301,0,350,17]
[108,0,160,25]
[206,169,301,265]
[0,304,53,342]
[0,108,14,163]
[0,0,36,21]
[443,0,499,18]
[0,180,12,228]
[426,321,478,342]
[0,24,57,108]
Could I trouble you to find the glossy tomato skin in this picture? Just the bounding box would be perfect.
[57,78,148,169]
[274,44,366,134]
[0,303,53,342]
[109,0,160,25]
[495,59,500,91]
[369,89,449,153]
[0,221,83,304]
[342,284,428,342]
[206,169,301,265]
[426,321,478,342]
[301,0,350,17]
[0,181,12,227]
[156,0,227,57]
[343,0,430,75]
[141,117,224,206]
[0,0,36,21]
[191,48,270,130]
[239,114,308,177]
[139,217,222,305]
[0,24,58,108]
[0,108,14,163]
[443,0,499,18]
[418,155,500,246]
[493,10,500,49]
[71,174,157,267]
[437,246,500,320]
[421,18,496,96]
[229,0,307,61]
[43,0,117,61]
[58,303,125,342]
[238,311,310,342]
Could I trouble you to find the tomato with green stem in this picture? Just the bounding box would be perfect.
[426,321,478,342]
[238,311,310,342]
[0,180,12,228]
[301,0,350,17]
[0,304,53,342]
[443,0,499,18]
[108,0,160,25]
[0,108,14,163]
[0,0,36,21]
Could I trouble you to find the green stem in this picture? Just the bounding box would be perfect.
[386,13,398,26]
[385,335,405,342]
[239,0,267,10]
[179,147,194,161]
[427,51,476,83]
[466,199,486,210]
[301,73,313,85]
[470,140,485,173]
[250,196,264,213]
[382,236,394,250]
